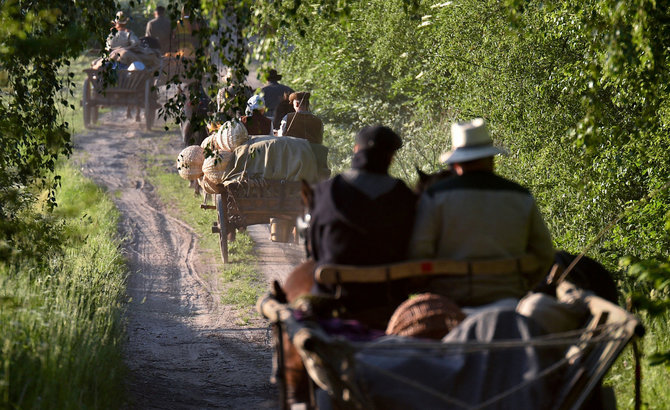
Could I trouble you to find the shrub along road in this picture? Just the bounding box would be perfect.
[71,108,302,408]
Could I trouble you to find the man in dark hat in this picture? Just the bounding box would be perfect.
[278,91,323,143]
[260,69,293,119]
[309,125,417,308]
[284,125,417,405]
[145,5,172,54]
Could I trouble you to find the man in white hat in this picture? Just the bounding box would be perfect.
[409,118,554,307]
[106,11,139,51]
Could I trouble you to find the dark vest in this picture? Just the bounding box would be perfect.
[241,112,272,135]
[309,174,417,327]
[284,112,323,144]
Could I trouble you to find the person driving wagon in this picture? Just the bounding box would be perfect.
[282,125,417,405]
[409,118,555,310]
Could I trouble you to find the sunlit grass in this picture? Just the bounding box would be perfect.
[0,163,127,408]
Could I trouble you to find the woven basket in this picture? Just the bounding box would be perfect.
[199,176,221,194]
[386,293,465,340]
[201,135,219,151]
[202,150,234,184]
[176,145,205,181]
[215,119,249,152]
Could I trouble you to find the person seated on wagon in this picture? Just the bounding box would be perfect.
[272,92,295,133]
[261,69,294,119]
[280,125,416,406]
[106,11,140,51]
[307,125,417,327]
[278,91,323,144]
[409,118,554,309]
[241,95,272,135]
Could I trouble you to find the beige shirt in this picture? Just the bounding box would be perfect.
[106,30,139,51]
[409,171,554,305]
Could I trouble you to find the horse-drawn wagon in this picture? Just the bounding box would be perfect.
[258,258,644,409]
[192,133,330,263]
[82,66,159,131]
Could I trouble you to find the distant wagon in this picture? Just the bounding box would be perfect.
[81,66,159,131]
[178,126,329,263]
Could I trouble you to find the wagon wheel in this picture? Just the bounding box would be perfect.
[82,78,92,128]
[215,194,229,263]
[91,106,99,124]
[144,79,155,131]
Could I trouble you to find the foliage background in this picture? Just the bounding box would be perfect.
[261,0,670,405]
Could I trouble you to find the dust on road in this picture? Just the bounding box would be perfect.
[72,108,304,409]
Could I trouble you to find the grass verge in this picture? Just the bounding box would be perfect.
[0,163,127,408]
[145,151,265,315]
[606,310,670,409]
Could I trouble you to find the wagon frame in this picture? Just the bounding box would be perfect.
[258,259,645,410]
[82,67,159,131]
[201,179,304,263]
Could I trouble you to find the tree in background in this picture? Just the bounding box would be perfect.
[274,0,670,368]
[0,1,117,267]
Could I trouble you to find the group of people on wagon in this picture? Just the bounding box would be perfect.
[308,118,554,315]
[280,118,595,405]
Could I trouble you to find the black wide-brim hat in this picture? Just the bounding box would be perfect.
[267,69,282,82]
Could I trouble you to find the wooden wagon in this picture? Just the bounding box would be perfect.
[82,67,159,130]
[258,259,645,410]
[201,179,304,264]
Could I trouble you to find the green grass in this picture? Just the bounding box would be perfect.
[145,151,266,313]
[606,311,670,409]
[0,163,127,409]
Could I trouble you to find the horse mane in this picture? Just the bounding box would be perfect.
[415,167,454,194]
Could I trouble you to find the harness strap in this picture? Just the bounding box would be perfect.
[315,255,541,286]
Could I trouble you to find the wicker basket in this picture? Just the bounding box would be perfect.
[202,150,234,184]
[201,135,219,151]
[199,176,222,194]
[176,145,205,181]
[386,293,466,340]
[215,119,249,152]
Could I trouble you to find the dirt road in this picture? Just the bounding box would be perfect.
[72,108,303,409]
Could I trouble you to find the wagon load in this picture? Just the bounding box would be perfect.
[200,135,218,151]
[385,293,465,339]
[202,150,234,184]
[215,119,249,152]
[177,145,205,180]
[223,135,319,185]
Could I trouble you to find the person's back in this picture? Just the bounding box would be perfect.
[310,171,416,266]
[309,126,416,327]
[282,111,323,143]
[106,11,139,51]
[409,118,554,307]
[240,95,272,135]
[261,69,293,117]
[145,6,172,54]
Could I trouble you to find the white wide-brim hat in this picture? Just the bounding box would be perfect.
[440,118,506,164]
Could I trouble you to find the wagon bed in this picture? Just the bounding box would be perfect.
[201,179,303,263]
[82,67,158,130]
[258,259,644,410]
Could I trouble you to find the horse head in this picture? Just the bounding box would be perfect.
[415,167,454,194]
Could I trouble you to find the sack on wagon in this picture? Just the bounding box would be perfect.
[222,135,319,185]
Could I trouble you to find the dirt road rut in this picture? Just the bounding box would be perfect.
[73,109,301,409]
